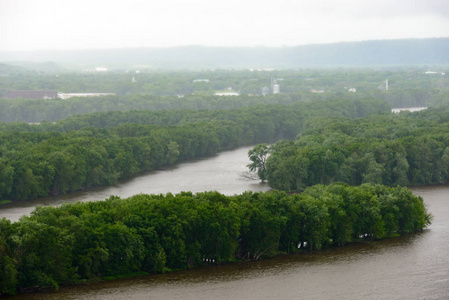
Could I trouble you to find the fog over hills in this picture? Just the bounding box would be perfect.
[1,38,448,70]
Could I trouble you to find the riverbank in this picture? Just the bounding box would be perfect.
[7,231,423,298]
[0,184,430,296]
[0,146,270,223]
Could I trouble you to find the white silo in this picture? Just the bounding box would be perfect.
[271,75,280,94]
[273,82,280,94]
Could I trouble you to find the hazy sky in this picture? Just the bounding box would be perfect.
[1,0,448,52]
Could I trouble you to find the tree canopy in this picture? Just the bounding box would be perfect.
[247,144,270,182]
[263,105,449,191]
[1,67,448,123]
[0,184,431,295]
[0,98,387,203]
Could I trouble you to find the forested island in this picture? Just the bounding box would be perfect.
[0,184,431,294]
[0,66,446,295]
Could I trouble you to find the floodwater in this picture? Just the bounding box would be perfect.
[3,147,449,300]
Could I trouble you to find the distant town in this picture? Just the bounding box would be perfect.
[2,90,115,100]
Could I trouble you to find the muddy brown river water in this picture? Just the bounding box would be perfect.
[3,146,449,299]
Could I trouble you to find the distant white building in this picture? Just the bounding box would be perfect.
[215,91,240,96]
[95,67,108,72]
[271,77,280,94]
[193,79,210,83]
[348,88,356,92]
[215,87,239,96]
[392,107,427,113]
[58,93,115,99]
[425,71,445,75]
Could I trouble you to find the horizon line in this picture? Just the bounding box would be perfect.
[1,36,448,54]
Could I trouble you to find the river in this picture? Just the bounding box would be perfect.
[3,146,449,299]
[0,146,269,223]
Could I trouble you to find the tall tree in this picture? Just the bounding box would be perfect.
[247,144,270,182]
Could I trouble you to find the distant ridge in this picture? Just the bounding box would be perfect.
[1,38,448,69]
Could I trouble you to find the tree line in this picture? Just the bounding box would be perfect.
[0,91,396,124]
[0,98,388,202]
[1,67,448,123]
[262,105,449,191]
[0,183,431,295]
[1,65,447,96]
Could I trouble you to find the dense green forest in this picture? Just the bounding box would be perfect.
[261,105,449,191]
[0,65,445,296]
[2,68,447,96]
[0,98,388,203]
[0,184,431,295]
[1,89,448,123]
[0,68,448,123]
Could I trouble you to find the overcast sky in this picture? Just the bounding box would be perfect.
[1,0,448,52]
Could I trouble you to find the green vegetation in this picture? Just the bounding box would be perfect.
[262,105,449,191]
[0,98,387,203]
[0,184,431,295]
[247,144,270,182]
[0,66,445,295]
[0,67,448,123]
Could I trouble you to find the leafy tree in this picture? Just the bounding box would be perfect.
[0,185,432,295]
[165,141,180,164]
[247,144,271,182]
[265,105,449,190]
[0,219,18,295]
[12,219,77,289]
